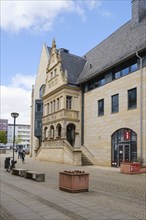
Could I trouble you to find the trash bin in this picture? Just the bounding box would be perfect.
[4,157,11,169]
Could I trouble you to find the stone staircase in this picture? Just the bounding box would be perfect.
[81,153,93,166]
[35,140,94,166]
[81,146,94,166]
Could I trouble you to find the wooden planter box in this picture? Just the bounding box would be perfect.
[59,171,89,193]
[120,162,140,174]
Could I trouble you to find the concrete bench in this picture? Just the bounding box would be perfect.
[24,171,45,182]
[12,168,28,177]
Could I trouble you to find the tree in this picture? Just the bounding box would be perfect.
[15,134,22,145]
[0,131,7,144]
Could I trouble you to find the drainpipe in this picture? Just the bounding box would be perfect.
[81,86,84,146]
[136,52,143,164]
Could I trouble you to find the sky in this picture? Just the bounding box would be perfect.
[1,0,131,124]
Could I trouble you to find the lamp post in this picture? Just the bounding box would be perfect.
[11,112,19,164]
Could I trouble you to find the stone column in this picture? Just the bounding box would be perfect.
[61,128,66,138]
[54,129,58,139]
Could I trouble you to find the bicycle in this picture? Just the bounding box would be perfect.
[4,157,17,172]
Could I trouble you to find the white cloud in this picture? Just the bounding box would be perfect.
[1,74,35,124]
[1,0,105,33]
[11,74,36,90]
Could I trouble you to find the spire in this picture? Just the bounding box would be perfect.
[52,38,56,48]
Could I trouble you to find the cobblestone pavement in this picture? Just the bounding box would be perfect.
[0,151,146,220]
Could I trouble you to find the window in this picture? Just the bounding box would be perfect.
[36,103,41,112]
[36,120,41,129]
[95,78,105,87]
[50,125,54,138]
[53,100,56,112]
[51,101,53,113]
[100,78,105,86]
[130,63,138,72]
[39,84,45,98]
[57,98,60,111]
[121,67,129,76]
[128,88,137,109]
[111,94,119,113]
[47,103,49,114]
[66,96,72,109]
[98,99,104,116]
[54,69,57,76]
[113,71,121,80]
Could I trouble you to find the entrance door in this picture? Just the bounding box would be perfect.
[117,144,130,166]
[67,124,75,147]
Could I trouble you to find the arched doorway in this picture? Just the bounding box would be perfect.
[111,128,137,167]
[56,123,62,138]
[50,125,54,138]
[67,123,75,147]
[44,127,48,139]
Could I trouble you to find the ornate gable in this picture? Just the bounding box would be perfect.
[44,39,68,96]
[46,38,61,73]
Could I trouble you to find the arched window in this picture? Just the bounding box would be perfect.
[39,84,45,98]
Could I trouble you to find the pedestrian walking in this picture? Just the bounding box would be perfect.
[18,149,21,159]
[21,150,25,163]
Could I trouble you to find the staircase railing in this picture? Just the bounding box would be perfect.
[81,146,95,164]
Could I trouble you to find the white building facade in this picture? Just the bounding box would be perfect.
[8,124,31,149]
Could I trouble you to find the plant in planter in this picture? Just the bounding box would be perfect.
[59,170,89,193]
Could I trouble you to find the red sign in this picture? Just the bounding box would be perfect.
[130,163,140,172]
[124,131,130,140]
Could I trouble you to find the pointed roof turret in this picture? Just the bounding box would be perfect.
[52,38,56,48]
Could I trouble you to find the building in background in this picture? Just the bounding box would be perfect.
[0,119,31,150]
[7,124,31,150]
[0,119,8,134]
[0,119,8,146]
[31,0,146,166]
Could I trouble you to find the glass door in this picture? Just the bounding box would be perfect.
[117,144,130,166]
[118,145,124,166]
[124,144,130,162]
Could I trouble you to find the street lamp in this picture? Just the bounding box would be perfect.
[11,112,19,164]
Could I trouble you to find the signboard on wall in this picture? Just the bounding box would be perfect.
[124,131,130,141]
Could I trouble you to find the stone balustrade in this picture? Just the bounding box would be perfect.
[42,109,79,124]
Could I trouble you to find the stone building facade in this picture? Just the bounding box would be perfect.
[31,0,146,167]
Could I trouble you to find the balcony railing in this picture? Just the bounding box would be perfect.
[42,109,79,124]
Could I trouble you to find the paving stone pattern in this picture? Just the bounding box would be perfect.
[0,151,146,220]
